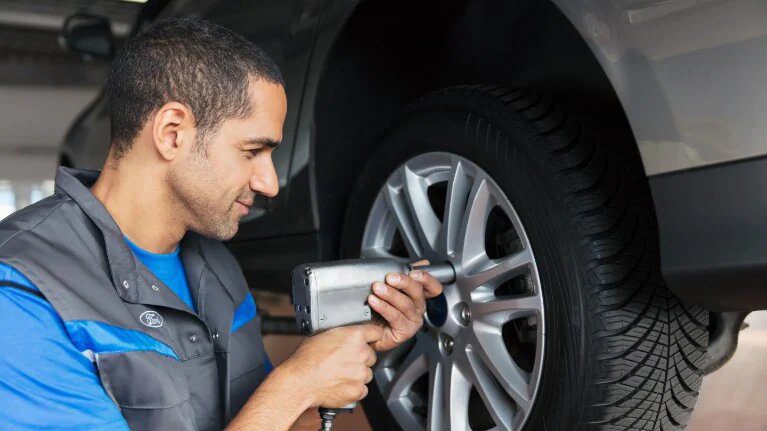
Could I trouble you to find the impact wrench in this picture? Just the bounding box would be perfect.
[291,258,456,431]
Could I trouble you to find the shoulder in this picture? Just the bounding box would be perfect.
[0,262,81,373]
[0,262,46,308]
[0,262,38,289]
[0,192,77,250]
[0,263,59,333]
[0,261,128,429]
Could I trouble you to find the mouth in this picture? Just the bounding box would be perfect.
[235,200,252,215]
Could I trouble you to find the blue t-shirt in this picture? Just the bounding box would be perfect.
[0,237,259,429]
[123,236,195,312]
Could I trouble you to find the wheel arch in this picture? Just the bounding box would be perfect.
[310,0,658,254]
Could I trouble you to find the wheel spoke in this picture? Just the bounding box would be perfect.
[426,361,445,431]
[456,177,493,268]
[360,246,398,259]
[383,178,423,257]
[472,294,542,325]
[384,343,429,403]
[437,159,472,255]
[427,360,471,431]
[373,338,431,431]
[465,249,533,289]
[402,166,441,255]
[473,321,534,412]
[462,346,516,430]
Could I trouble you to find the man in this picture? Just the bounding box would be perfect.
[0,18,442,430]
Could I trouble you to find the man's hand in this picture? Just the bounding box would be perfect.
[367,260,444,352]
[281,324,382,408]
[226,324,382,431]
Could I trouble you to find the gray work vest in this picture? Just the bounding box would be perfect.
[0,167,271,430]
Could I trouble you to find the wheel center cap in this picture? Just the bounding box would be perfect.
[425,293,448,327]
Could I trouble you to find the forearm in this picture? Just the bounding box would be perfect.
[225,366,314,431]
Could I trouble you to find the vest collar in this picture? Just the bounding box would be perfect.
[55,167,144,303]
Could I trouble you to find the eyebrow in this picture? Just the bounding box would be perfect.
[243,137,281,148]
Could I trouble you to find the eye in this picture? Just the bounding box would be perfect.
[244,148,262,158]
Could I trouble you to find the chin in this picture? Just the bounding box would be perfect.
[196,217,239,241]
[211,225,238,241]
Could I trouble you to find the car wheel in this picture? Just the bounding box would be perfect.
[340,86,709,430]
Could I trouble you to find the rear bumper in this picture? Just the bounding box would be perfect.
[650,155,767,311]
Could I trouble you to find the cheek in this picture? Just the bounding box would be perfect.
[209,155,246,194]
[237,160,256,189]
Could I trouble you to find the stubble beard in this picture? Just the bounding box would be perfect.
[167,148,240,241]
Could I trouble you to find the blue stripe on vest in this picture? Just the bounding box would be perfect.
[231,293,257,333]
[65,320,179,360]
[1,264,179,361]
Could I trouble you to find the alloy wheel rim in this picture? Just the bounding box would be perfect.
[361,152,545,431]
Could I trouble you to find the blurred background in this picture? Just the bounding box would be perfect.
[1,1,765,430]
[0,0,137,218]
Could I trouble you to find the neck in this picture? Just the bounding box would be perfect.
[91,154,186,254]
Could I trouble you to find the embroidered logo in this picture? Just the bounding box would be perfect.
[140,310,164,328]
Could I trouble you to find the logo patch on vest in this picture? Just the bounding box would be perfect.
[140,310,164,328]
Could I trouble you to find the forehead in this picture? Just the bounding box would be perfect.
[221,79,287,140]
[247,79,287,127]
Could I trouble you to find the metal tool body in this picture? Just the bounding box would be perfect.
[290,258,455,430]
[291,258,455,335]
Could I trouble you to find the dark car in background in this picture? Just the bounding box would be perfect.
[60,0,767,429]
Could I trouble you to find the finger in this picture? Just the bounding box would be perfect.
[374,281,420,321]
[368,293,407,327]
[386,273,427,315]
[355,365,372,383]
[364,366,374,384]
[411,259,430,267]
[410,269,443,299]
[359,323,384,343]
[365,346,377,367]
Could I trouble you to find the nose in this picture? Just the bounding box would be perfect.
[250,155,279,198]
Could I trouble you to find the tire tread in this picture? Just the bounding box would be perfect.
[422,86,709,430]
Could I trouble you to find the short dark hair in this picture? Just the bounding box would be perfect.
[107,17,284,160]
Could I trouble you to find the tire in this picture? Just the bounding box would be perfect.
[340,86,709,430]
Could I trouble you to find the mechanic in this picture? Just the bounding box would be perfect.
[0,18,443,431]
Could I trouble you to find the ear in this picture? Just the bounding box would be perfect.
[152,102,194,161]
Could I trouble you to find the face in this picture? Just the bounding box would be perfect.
[168,79,286,240]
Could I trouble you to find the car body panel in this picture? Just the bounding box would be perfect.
[649,154,767,311]
[551,0,767,176]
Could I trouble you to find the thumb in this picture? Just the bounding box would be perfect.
[360,323,384,343]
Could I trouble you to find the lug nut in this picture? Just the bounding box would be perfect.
[459,304,471,325]
[442,335,454,354]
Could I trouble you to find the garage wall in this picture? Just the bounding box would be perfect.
[0,85,99,219]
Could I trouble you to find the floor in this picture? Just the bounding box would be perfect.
[687,311,767,431]
[257,291,767,430]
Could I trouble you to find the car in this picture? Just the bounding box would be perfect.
[59,0,767,430]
